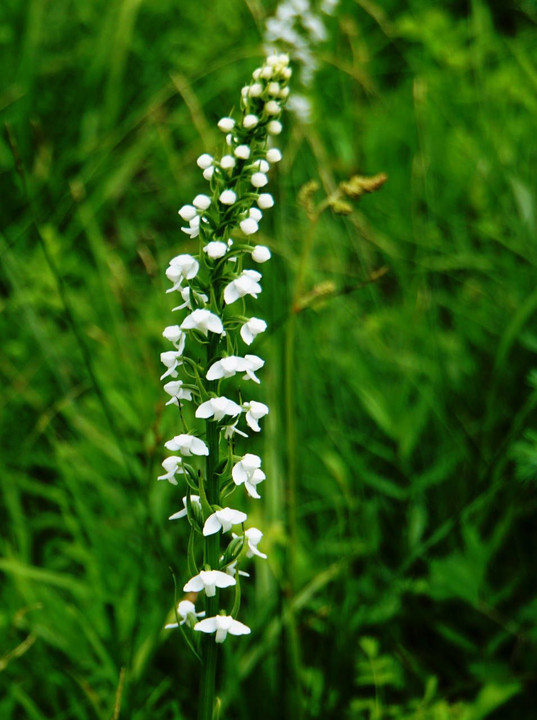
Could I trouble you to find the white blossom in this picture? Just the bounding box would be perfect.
[248,83,263,97]
[232,453,265,499]
[165,600,205,628]
[162,325,186,351]
[251,172,268,188]
[220,155,236,170]
[266,148,282,163]
[267,120,283,135]
[181,214,201,238]
[163,380,193,406]
[252,159,270,172]
[219,189,237,205]
[184,570,236,597]
[218,117,235,132]
[240,317,267,345]
[193,194,211,210]
[196,396,242,422]
[249,207,263,222]
[164,433,209,456]
[197,154,213,169]
[225,562,250,578]
[203,241,228,259]
[234,144,251,160]
[257,193,274,209]
[265,100,281,115]
[203,507,248,536]
[169,494,201,520]
[252,246,271,263]
[194,614,251,643]
[240,218,259,236]
[181,309,224,336]
[243,114,259,129]
[244,527,267,558]
[203,166,215,181]
[160,350,182,380]
[178,204,197,221]
[267,82,280,95]
[166,254,199,292]
[224,270,262,305]
[157,456,184,485]
[243,400,269,432]
[171,286,208,312]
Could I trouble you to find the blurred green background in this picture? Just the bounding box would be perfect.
[2,0,537,718]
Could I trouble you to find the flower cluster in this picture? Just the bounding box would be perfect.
[264,0,339,122]
[160,54,291,645]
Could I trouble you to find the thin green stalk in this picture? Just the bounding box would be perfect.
[198,335,220,720]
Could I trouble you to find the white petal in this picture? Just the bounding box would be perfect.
[194,617,218,633]
[228,619,251,636]
[183,575,205,593]
[203,513,223,536]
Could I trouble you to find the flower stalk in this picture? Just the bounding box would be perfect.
[158,53,292,719]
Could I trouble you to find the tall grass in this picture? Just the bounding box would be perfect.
[2,0,537,718]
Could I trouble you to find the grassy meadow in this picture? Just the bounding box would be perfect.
[2,0,537,717]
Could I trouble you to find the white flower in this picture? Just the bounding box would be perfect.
[253,159,270,172]
[225,133,234,146]
[265,100,281,115]
[234,144,251,160]
[193,194,211,210]
[249,207,263,222]
[224,269,262,305]
[163,380,193,406]
[181,309,224,336]
[261,66,273,79]
[240,317,267,345]
[252,245,271,263]
[166,254,199,292]
[267,120,283,135]
[157,456,184,485]
[196,396,242,422]
[240,218,258,236]
[267,82,280,96]
[257,193,274,209]
[220,155,236,170]
[160,350,182,380]
[243,114,259,129]
[244,527,267,558]
[162,325,186,351]
[266,148,282,163]
[232,454,266,499]
[224,421,249,440]
[178,204,197,221]
[203,507,248,536]
[197,154,213,169]
[203,166,215,181]
[171,286,208,312]
[203,241,228,259]
[164,433,209,456]
[243,400,269,432]
[219,189,237,205]
[248,83,263,97]
[242,354,264,383]
[251,172,268,189]
[206,356,246,381]
[165,600,205,628]
[194,614,251,643]
[181,214,201,238]
[218,117,235,132]
[184,570,236,597]
[169,494,201,520]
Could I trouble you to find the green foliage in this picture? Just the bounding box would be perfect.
[2,0,536,718]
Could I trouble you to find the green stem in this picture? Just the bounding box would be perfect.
[198,334,220,720]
